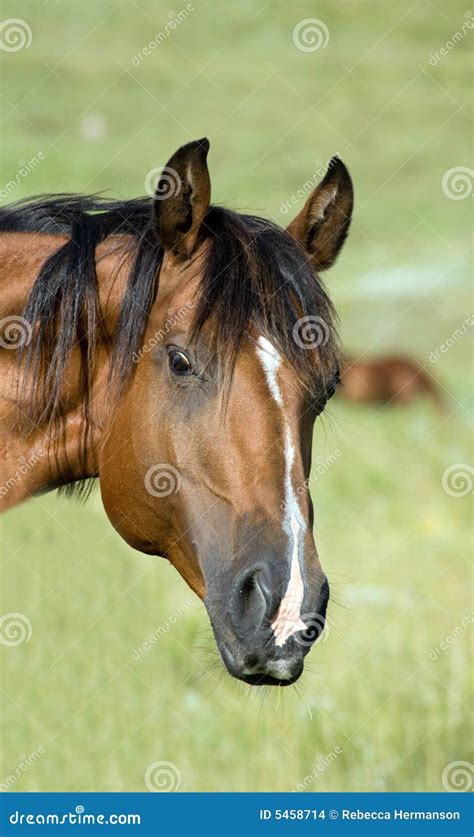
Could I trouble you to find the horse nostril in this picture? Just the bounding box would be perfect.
[256,574,281,623]
[264,590,282,624]
[240,570,258,600]
[230,565,284,634]
[231,568,267,629]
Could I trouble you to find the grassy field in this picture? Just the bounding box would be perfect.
[1,0,472,793]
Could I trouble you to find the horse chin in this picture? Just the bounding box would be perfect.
[225,652,305,688]
[235,671,303,688]
[205,616,306,687]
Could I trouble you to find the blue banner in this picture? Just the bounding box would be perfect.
[0,793,472,836]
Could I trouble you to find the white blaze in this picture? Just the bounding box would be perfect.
[256,335,283,406]
[256,336,307,647]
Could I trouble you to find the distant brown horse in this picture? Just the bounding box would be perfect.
[0,139,353,686]
[340,355,443,409]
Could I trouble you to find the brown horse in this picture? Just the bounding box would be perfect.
[0,139,353,686]
[340,355,443,410]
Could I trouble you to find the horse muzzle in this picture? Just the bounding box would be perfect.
[205,562,330,686]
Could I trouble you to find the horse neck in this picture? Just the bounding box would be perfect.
[0,232,132,509]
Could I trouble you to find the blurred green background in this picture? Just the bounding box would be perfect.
[1,0,472,792]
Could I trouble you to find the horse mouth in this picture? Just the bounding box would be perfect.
[218,641,305,687]
[233,669,304,688]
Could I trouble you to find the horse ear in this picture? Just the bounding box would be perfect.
[286,157,353,271]
[153,137,211,258]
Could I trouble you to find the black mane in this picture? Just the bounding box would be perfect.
[0,194,339,426]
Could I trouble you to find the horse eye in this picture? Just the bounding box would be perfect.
[168,349,193,376]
